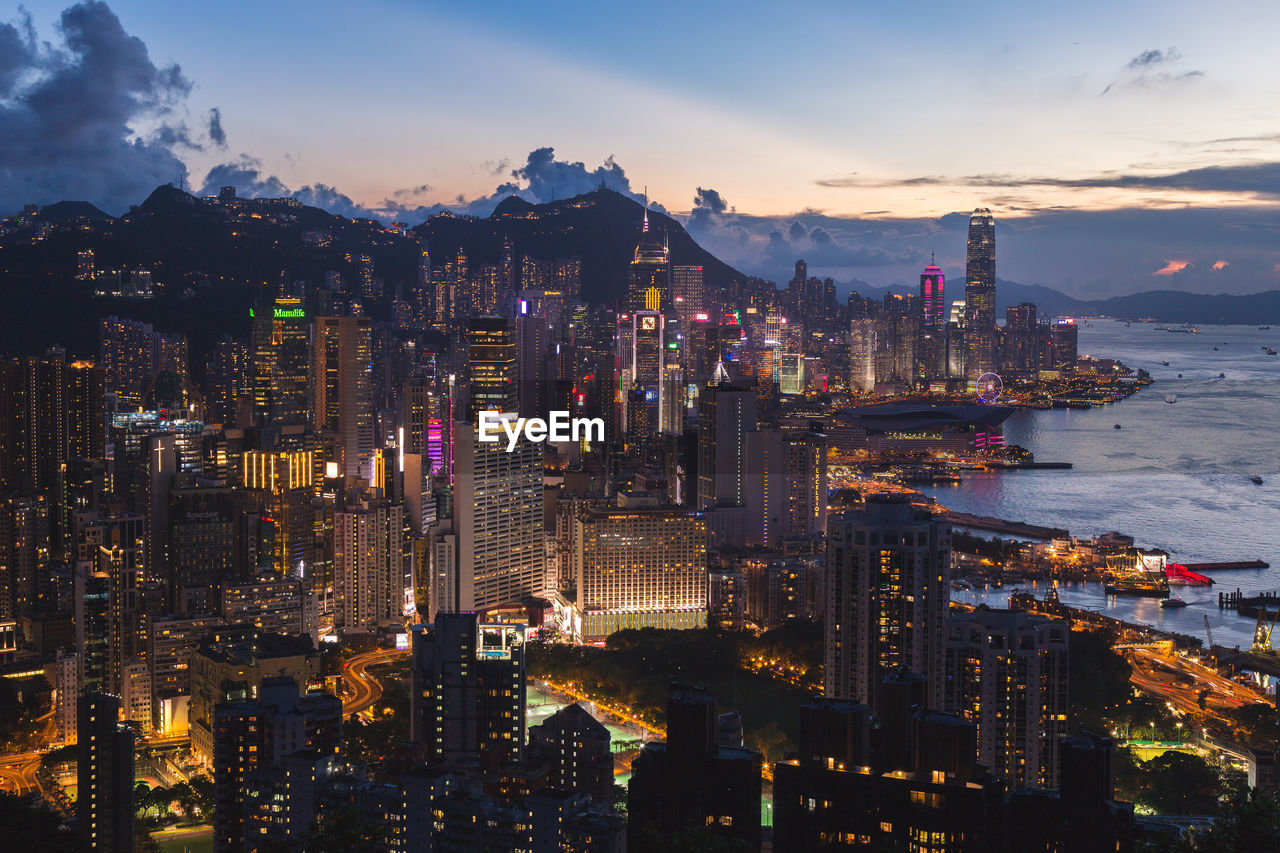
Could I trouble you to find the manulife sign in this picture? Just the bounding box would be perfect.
[249,307,306,319]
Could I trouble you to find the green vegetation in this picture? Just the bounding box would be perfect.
[1137,786,1280,852]
[0,792,83,850]
[528,627,816,747]
[0,676,52,752]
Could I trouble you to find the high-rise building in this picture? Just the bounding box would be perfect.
[333,493,404,634]
[528,701,613,802]
[671,264,705,332]
[628,688,763,851]
[410,613,526,767]
[99,316,157,410]
[825,495,951,709]
[212,677,342,852]
[944,608,1069,790]
[313,315,373,477]
[438,418,545,613]
[466,316,518,420]
[568,503,708,640]
[849,316,876,392]
[188,627,322,766]
[242,448,316,578]
[249,298,311,427]
[627,208,671,313]
[744,428,828,548]
[696,378,756,511]
[964,208,996,379]
[77,692,134,852]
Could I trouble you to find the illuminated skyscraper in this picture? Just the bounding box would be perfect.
[243,449,315,578]
[825,495,950,709]
[569,503,708,640]
[627,207,671,313]
[77,692,134,851]
[466,316,517,421]
[438,418,545,613]
[671,264,705,334]
[963,208,996,378]
[334,493,404,634]
[99,316,156,410]
[250,298,311,427]
[920,261,945,331]
[313,316,373,477]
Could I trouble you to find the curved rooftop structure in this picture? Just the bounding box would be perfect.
[836,402,1016,433]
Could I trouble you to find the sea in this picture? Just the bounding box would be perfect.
[918,320,1280,650]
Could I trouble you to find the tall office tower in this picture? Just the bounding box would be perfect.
[212,677,342,852]
[75,561,111,692]
[78,692,135,852]
[1002,302,1040,378]
[333,493,404,634]
[168,483,235,612]
[825,495,951,709]
[629,308,665,436]
[440,419,545,612]
[918,261,947,382]
[466,316,517,421]
[627,208,672,312]
[569,503,708,640]
[220,578,314,643]
[671,264,705,334]
[410,613,526,766]
[249,297,311,427]
[628,688,763,852]
[696,377,757,510]
[243,449,315,579]
[744,428,828,548]
[1049,319,1079,373]
[99,316,156,409]
[414,247,432,325]
[0,494,49,617]
[205,336,250,426]
[849,316,877,392]
[516,310,554,419]
[353,252,378,299]
[78,513,149,695]
[54,649,78,743]
[944,608,1069,790]
[313,315,373,478]
[964,208,997,379]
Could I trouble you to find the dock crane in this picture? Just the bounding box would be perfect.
[1204,615,1214,651]
[1252,607,1280,654]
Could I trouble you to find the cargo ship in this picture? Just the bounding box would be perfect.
[1104,551,1171,598]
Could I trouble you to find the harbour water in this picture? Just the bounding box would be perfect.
[920,321,1280,649]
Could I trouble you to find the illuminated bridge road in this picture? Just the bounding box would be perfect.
[342,647,409,717]
[0,752,43,796]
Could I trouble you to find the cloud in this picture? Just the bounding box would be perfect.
[815,161,1280,200]
[1103,47,1202,95]
[0,1,194,215]
[694,186,728,215]
[1127,48,1180,69]
[207,107,225,147]
[1212,259,1229,270]
[1153,259,1191,276]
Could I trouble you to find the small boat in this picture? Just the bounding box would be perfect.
[1218,372,1226,379]
[1213,347,1219,351]
[1114,424,1122,429]
[1161,597,1189,609]
[1161,360,1170,366]
[1251,475,1264,485]
[1266,348,1277,356]
[1261,326,1271,330]
[1165,394,1178,404]
[1177,373,1183,378]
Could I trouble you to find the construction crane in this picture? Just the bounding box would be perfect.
[1204,615,1214,650]
[1252,607,1279,654]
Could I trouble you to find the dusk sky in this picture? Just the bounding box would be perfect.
[5,0,1280,297]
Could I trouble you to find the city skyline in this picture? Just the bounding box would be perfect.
[5,2,1280,296]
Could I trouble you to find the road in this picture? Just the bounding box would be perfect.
[342,647,409,716]
[1125,647,1268,719]
[0,752,43,796]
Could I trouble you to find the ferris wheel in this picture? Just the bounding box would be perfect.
[977,372,1003,403]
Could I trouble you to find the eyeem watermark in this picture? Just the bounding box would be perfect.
[478,410,604,451]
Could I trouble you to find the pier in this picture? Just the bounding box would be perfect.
[1218,590,1280,619]
[1183,560,1270,571]
[940,511,1068,540]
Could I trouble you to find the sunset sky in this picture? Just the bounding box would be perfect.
[5,0,1280,295]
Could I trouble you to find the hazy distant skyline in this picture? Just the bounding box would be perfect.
[4,1,1280,296]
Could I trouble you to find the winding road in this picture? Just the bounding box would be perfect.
[342,647,409,717]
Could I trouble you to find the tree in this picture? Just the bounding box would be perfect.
[745,721,791,768]
[0,793,84,850]
[1193,785,1280,853]
[1140,751,1221,816]
[187,774,214,819]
